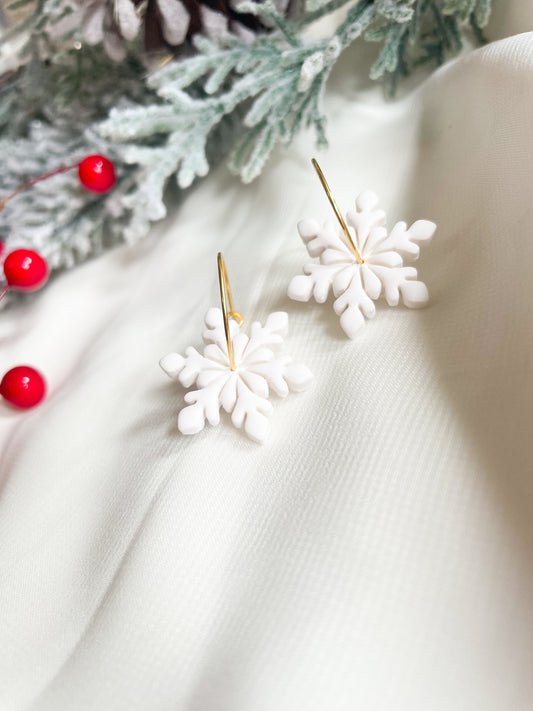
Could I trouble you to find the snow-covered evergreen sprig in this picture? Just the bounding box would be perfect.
[98,13,346,227]
[0,0,491,278]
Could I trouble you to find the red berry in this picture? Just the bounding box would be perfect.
[4,249,48,291]
[0,366,46,409]
[78,154,116,193]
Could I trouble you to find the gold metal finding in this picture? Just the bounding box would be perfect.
[311,158,363,264]
[217,253,244,371]
[158,53,174,67]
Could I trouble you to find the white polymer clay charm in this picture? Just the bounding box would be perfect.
[288,160,436,339]
[160,255,313,444]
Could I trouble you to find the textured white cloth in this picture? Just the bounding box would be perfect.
[1,5,533,709]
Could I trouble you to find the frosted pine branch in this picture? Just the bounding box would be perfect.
[0,0,492,281]
[99,0,373,215]
[0,123,141,270]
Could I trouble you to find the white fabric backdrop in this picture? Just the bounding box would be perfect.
[1,4,533,709]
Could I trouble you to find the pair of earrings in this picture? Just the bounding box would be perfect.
[160,160,436,443]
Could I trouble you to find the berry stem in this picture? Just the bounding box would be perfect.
[0,162,79,211]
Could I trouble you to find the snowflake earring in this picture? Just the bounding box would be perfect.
[288,159,436,339]
[160,253,313,443]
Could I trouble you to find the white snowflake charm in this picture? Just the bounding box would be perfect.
[160,254,313,443]
[288,159,436,339]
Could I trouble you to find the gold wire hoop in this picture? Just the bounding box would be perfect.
[311,158,364,264]
[217,253,243,371]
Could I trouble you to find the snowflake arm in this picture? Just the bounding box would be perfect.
[288,218,354,303]
[250,355,313,397]
[160,343,227,386]
[369,265,429,308]
[202,306,240,348]
[372,218,436,260]
[332,266,377,339]
[160,345,229,434]
[231,376,274,443]
[179,376,227,434]
[296,217,351,258]
[243,311,288,357]
[345,189,386,251]
[244,311,313,398]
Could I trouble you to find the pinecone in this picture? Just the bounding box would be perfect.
[79,0,286,62]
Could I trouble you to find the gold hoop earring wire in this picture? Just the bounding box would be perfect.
[217,253,243,371]
[311,158,364,265]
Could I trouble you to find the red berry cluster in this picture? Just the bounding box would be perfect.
[1,154,116,410]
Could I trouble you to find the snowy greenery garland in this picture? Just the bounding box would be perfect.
[0,0,491,272]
